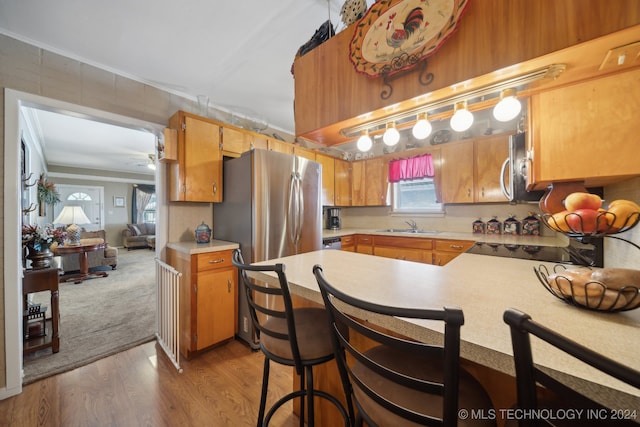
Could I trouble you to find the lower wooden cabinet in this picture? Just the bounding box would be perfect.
[355,234,373,255]
[432,239,475,266]
[345,234,473,266]
[340,235,355,252]
[373,235,433,263]
[167,248,238,359]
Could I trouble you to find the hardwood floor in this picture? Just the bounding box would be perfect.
[1,339,300,426]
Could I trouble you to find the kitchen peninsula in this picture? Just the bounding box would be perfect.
[250,250,640,422]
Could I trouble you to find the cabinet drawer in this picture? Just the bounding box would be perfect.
[433,239,473,253]
[341,235,354,246]
[195,250,234,272]
[375,235,433,250]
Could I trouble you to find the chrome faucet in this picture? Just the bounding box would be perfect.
[405,219,418,231]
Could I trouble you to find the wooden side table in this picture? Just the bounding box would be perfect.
[23,268,60,354]
[52,238,108,284]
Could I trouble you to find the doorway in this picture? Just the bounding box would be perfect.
[4,89,168,398]
[54,185,105,231]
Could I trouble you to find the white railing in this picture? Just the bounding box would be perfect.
[155,258,182,372]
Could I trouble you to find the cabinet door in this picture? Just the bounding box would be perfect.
[294,146,316,161]
[184,116,223,202]
[196,268,237,350]
[440,140,474,203]
[474,135,509,203]
[221,126,267,155]
[355,235,373,255]
[351,161,366,206]
[316,154,335,206]
[340,235,354,251]
[365,158,389,206]
[268,139,294,155]
[530,69,640,187]
[334,159,351,206]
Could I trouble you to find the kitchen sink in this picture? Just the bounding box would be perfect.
[376,228,440,234]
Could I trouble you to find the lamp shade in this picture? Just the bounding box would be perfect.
[53,206,91,225]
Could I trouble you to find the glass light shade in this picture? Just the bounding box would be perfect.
[493,89,522,122]
[412,114,432,139]
[450,102,474,132]
[356,131,373,152]
[382,123,400,146]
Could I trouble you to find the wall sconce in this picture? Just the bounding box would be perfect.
[412,113,432,140]
[382,122,400,146]
[493,88,522,122]
[450,101,474,132]
[357,130,373,152]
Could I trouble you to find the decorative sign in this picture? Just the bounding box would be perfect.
[349,0,469,78]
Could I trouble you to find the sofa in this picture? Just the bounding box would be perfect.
[55,229,118,273]
[122,223,156,250]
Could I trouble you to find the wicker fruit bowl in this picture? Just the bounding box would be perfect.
[533,264,640,312]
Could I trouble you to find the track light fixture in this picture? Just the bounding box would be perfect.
[340,64,566,142]
[450,101,474,132]
[356,130,373,152]
[382,122,400,146]
[412,113,432,140]
[493,88,522,122]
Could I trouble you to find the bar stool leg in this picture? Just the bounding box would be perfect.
[257,358,270,427]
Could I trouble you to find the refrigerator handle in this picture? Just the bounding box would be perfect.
[296,173,304,245]
[288,172,302,246]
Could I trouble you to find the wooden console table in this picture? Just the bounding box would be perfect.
[52,238,108,284]
[23,268,60,354]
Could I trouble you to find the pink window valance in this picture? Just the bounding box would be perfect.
[388,154,435,183]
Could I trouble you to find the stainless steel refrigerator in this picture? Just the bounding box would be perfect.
[213,149,322,348]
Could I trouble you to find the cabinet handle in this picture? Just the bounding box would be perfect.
[481,187,485,197]
[450,245,463,250]
[209,258,225,264]
[228,278,232,293]
[212,182,217,195]
[467,188,471,197]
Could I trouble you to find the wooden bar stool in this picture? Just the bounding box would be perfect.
[232,249,349,427]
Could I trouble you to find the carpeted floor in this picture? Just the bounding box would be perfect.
[24,248,156,384]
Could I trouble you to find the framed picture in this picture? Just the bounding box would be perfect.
[114,196,125,207]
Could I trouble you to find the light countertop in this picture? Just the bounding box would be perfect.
[166,239,239,255]
[322,228,568,247]
[250,249,640,410]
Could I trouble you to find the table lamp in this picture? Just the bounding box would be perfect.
[53,206,91,246]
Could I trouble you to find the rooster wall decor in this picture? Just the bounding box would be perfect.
[349,0,469,78]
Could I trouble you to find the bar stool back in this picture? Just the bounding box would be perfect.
[314,264,496,427]
[232,249,349,427]
[504,308,640,427]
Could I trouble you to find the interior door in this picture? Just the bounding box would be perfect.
[53,184,104,231]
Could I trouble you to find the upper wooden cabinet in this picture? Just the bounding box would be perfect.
[293,1,640,146]
[440,135,509,204]
[334,158,352,206]
[168,111,223,202]
[351,161,365,206]
[221,126,268,156]
[316,153,335,206]
[529,68,640,188]
[365,158,389,206]
[268,139,294,155]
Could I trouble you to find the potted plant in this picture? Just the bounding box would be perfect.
[37,173,60,216]
[22,224,66,269]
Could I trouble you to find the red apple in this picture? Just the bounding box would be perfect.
[565,209,608,233]
[564,192,602,211]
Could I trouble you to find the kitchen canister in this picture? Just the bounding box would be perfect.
[486,216,502,235]
[195,221,212,244]
[472,218,486,234]
[521,212,541,236]
[503,214,521,236]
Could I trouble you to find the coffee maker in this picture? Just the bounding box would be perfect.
[326,208,341,230]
